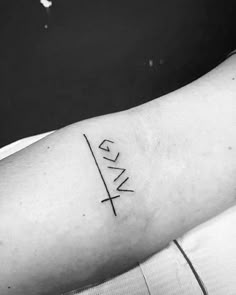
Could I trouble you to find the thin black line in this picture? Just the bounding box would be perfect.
[116,177,134,192]
[138,263,151,295]
[98,139,114,151]
[101,195,120,203]
[173,240,208,295]
[103,152,120,163]
[83,134,117,216]
[107,166,126,182]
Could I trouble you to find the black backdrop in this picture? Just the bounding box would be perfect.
[0,0,235,147]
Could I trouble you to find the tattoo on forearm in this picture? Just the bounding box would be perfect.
[83,134,134,216]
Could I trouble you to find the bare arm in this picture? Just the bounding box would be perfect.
[0,55,236,295]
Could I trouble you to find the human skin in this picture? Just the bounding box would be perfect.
[0,55,236,295]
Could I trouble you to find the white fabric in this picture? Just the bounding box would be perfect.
[0,131,54,160]
[1,133,236,295]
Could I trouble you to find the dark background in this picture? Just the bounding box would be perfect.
[0,0,235,148]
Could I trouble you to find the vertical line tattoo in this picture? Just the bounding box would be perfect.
[83,134,117,216]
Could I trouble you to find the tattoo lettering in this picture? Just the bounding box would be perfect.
[103,152,120,163]
[98,139,114,152]
[107,167,126,182]
[83,134,134,216]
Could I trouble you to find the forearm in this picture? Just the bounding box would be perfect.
[0,111,151,295]
[0,55,236,295]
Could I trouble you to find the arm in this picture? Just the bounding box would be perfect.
[1,55,236,295]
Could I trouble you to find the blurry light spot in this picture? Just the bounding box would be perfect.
[40,0,52,8]
[149,59,153,67]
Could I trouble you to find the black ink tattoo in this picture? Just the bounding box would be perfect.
[101,195,120,203]
[103,152,120,163]
[83,134,118,216]
[84,135,135,216]
[107,166,126,182]
[98,139,134,193]
[116,177,134,192]
[99,139,114,152]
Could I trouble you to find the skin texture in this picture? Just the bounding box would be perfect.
[0,55,236,295]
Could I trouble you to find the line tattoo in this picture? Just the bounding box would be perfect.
[101,195,120,203]
[99,139,114,152]
[84,135,135,216]
[116,177,134,192]
[103,152,120,163]
[107,166,126,182]
[98,138,134,193]
[83,134,118,216]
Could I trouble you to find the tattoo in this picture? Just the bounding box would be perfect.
[83,134,134,216]
[98,139,114,151]
[83,134,118,216]
[103,152,120,163]
[116,177,134,192]
[107,166,126,182]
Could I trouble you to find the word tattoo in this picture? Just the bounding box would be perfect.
[83,135,134,216]
[99,140,134,193]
